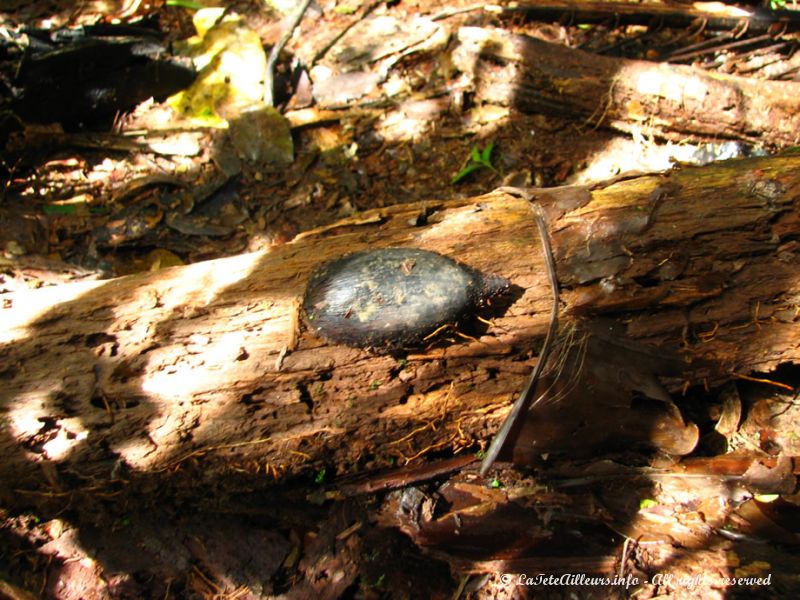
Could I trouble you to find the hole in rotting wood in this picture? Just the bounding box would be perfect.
[89,393,140,411]
[84,332,117,348]
[631,273,662,288]
[298,383,314,412]
[240,387,265,405]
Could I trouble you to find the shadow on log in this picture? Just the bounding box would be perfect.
[1,153,798,497]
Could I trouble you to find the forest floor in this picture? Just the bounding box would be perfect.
[1,1,799,599]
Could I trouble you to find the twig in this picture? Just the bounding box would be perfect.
[263,0,313,106]
[480,200,559,476]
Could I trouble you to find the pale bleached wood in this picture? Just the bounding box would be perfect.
[452,27,800,146]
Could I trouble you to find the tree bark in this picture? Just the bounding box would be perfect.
[1,154,798,499]
[504,1,800,33]
[452,26,800,146]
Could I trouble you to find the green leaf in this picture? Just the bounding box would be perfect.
[451,163,482,184]
[452,141,498,184]
[334,4,357,14]
[754,493,779,503]
[314,467,327,484]
[639,498,658,509]
[480,141,494,163]
[42,204,78,215]
[166,0,204,8]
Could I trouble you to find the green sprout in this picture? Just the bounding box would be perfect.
[490,477,502,489]
[166,0,204,9]
[314,467,327,484]
[451,142,497,184]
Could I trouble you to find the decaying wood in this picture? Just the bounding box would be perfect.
[452,26,800,146]
[1,153,798,500]
[504,1,800,33]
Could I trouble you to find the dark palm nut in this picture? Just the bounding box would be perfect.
[302,247,510,349]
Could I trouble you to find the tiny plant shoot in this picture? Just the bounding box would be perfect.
[451,142,497,184]
[165,0,203,9]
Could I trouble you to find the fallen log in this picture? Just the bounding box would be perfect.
[1,153,798,501]
[452,26,800,146]
[503,1,800,34]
